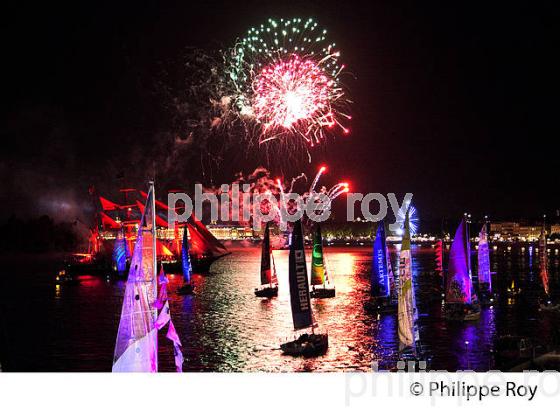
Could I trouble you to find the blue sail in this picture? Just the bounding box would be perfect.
[371,223,390,298]
[112,228,128,274]
[181,225,192,283]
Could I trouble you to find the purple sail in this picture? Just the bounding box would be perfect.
[446,220,472,304]
[112,184,158,372]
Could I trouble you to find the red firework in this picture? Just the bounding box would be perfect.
[253,55,346,145]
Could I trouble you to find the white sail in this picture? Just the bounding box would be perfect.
[397,212,419,354]
[112,183,158,372]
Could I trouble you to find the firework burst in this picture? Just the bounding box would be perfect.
[274,164,349,227]
[227,17,351,148]
[397,204,420,236]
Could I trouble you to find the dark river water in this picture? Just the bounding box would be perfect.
[1,243,559,372]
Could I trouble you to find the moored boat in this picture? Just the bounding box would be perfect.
[55,269,75,284]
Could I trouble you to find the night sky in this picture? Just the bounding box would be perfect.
[1,1,559,228]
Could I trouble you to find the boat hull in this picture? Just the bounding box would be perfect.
[444,303,481,321]
[280,333,329,357]
[66,260,111,276]
[364,296,397,313]
[310,286,336,299]
[163,252,230,274]
[539,302,560,313]
[479,291,497,306]
[177,283,195,295]
[254,285,278,298]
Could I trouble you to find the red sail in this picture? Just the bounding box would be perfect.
[187,224,209,258]
[100,196,120,211]
[139,190,171,211]
[187,214,229,256]
[435,240,444,276]
[157,240,174,257]
[260,222,273,285]
[539,227,549,296]
[136,200,169,228]
[100,211,121,229]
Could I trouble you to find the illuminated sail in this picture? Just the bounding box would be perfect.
[397,212,419,353]
[445,220,472,304]
[112,227,129,274]
[477,224,492,292]
[260,222,277,285]
[187,214,229,258]
[371,222,390,298]
[288,220,314,330]
[112,184,158,372]
[388,250,396,303]
[435,240,444,277]
[181,225,192,283]
[311,224,327,286]
[154,264,184,373]
[539,224,549,296]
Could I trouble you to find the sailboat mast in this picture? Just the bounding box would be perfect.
[149,181,158,372]
[150,181,158,316]
[271,251,277,286]
[464,213,471,279]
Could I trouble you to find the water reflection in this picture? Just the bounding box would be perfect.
[2,243,559,371]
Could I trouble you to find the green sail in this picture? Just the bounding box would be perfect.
[311,224,326,286]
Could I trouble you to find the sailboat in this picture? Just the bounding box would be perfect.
[112,227,130,276]
[187,214,230,272]
[538,218,559,311]
[280,220,328,357]
[310,223,336,298]
[177,225,195,295]
[255,221,278,297]
[443,217,480,321]
[428,238,445,302]
[364,221,396,313]
[397,211,422,360]
[112,182,184,372]
[163,214,230,274]
[477,223,495,305]
[435,239,444,277]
